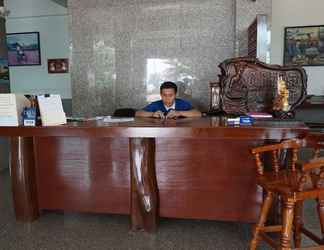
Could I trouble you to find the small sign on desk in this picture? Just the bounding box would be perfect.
[22,107,37,126]
[38,94,67,126]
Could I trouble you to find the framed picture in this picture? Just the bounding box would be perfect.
[6,32,41,66]
[284,25,324,66]
[0,58,9,83]
[48,58,69,74]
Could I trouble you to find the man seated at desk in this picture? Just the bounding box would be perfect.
[136,81,202,119]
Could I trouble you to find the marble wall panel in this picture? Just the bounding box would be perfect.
[69,0,266,115]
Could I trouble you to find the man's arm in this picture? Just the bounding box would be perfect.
[166,109,202,118]
[135,110,165,118]
[172,99,201,118]
[136,102,165,118]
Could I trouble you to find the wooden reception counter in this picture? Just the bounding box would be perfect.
[0,117,309,232]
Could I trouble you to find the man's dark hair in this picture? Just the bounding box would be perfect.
[160,81,177,93]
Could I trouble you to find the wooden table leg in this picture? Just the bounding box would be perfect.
[10,136,39,222]
[129,138,159,233]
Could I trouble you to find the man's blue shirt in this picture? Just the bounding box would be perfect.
[143,98,193,113]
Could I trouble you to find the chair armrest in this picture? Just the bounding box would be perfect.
[302,157,324,172]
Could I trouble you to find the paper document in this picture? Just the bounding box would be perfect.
[0,94,30,126]
[38,94,66,126]
[66,116,104,122]
[103,116,134,123]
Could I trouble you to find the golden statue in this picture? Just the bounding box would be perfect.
[273,76,289,112]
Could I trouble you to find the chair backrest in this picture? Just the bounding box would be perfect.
[218,57,307,115]
[113,108,136,117]
[251,133,324,192]
[251,139,301,175]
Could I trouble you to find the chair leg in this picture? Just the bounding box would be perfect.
[250,192,274,250]
[293,201,303,248]
[280,198,295,250]
[317,196,324,242]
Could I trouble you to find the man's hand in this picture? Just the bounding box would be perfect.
[152,110,165,119]
[166,110,182,119]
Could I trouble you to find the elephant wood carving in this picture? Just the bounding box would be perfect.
[218,57,307,115]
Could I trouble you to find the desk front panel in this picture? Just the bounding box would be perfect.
[34,136,264,222]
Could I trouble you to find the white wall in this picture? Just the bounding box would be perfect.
[4,0,71,98]
[271,0,324,95]
[5,0,67,18]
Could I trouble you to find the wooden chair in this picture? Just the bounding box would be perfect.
[249,133,324,250]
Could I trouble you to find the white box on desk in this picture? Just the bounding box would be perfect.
[0,94,30,126]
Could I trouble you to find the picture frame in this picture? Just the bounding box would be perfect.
[0,58,9,83]
[283,25,324,66]
[48,58,69,74]
[6,32,41,66]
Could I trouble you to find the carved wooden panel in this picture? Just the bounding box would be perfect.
[218,57,307,115]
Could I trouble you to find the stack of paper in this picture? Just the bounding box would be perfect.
[0,94,31,126]
[66,116,104,122]
[38,94,66,126]
[103,116,134,123]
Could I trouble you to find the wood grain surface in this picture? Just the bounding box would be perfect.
[2,117,309,231]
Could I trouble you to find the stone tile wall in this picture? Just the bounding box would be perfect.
[68,0,271,115]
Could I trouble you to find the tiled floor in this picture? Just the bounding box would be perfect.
[0,170,321,250]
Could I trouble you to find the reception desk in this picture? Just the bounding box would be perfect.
[0,117,308,232]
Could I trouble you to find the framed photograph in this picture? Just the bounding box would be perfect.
[0,58,9,83]
[284,25,324,66]
[48,58,69,74]
[6,32,41,66]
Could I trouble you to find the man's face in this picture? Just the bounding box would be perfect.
[160,88,176,107]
